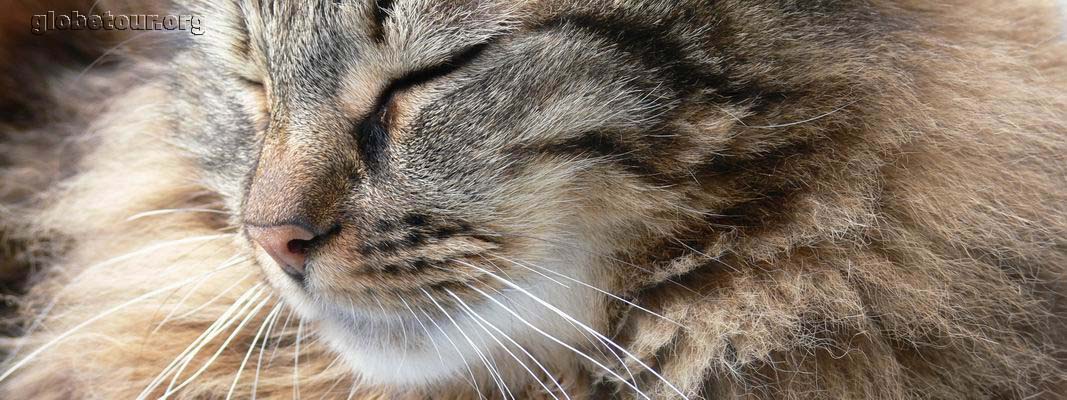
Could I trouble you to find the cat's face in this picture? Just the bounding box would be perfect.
[174,0,790,389]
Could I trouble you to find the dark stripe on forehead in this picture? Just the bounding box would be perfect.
[369,0,395,43]
[266,24,354,108]
[530,13,788,111]
[248,2,359,100]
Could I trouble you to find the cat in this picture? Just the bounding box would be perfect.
[1,0,1066,398]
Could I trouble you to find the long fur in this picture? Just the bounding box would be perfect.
[1,1,1065,399]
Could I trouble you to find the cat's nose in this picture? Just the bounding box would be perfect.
[246,224,316,278]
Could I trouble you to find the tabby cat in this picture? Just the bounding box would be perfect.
[1,0,1066,399]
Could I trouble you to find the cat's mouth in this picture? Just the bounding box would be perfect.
[242,224,609,386]
[245,234,504,317]
[311,275,502,324]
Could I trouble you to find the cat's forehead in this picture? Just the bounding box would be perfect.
[214,0,521,108]
[236,0,519,63]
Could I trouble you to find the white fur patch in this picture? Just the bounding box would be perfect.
[260,238,609,389]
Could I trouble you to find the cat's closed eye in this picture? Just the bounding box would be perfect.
[353,41,491,165]
[235,75,270,134]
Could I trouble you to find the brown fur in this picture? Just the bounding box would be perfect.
[1,0,1066,399]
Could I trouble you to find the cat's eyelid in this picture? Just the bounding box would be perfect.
[352,42,491,168]
[237,75,265,87]
[371,40,493,116]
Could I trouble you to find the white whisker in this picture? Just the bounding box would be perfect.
[386,299,412,379]
[75,30,161,82]
[0,260,243,384]
[447,289,569,400]
[473,231,697,294]
[489,253,686,329]
[227,301,284,399]
[168,271,254,323]
[484,254,569,288]
[153,255,250,332]
[742,100,857,129]
[422,289,511,399]
[671,239,740,274]
[400,296,485,399]
[344,377,362,400]
[136,270,257,398]
[398,297,446,366]
[126,208,230,222]
[467,268,635,386]
[152,284,266,398]
[9,235,237,359]
[293,318,305,400]
[76,234,234,281]
[417,307,487,400]
[252,300,286,400]
[457,261,687,399]
[316,354,351,400]
[162,290,272,399]
[268,309,296,366]
[465,283,652,400]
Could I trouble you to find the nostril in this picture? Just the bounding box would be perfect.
[287,239,311,255]
[245,224,318,279]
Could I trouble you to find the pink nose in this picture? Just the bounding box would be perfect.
[246,224,316,278]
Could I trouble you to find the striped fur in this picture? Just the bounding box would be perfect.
[1,0,1066,398]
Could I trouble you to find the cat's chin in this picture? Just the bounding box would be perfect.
[263,282,465,386]
[315,313,470,386]
[254,244,611,388]
[311,287,598,389]
[280,273,607,390]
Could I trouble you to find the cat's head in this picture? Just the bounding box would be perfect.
[173,0,886,390]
